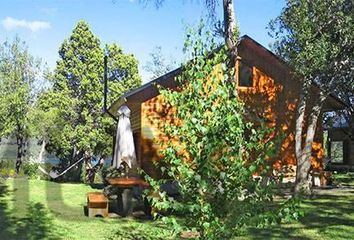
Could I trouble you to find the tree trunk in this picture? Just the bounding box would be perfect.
[15,135,24,174]
[38,139,46,163]
[223,0,238,64]
[295,90,326,195]
[85,157,93,183]
[345,95,354,141]
[23,138,28,160]
[84,156,105,184]
[295,82,310,163]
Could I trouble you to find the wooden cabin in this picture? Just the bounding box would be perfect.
[108,35,345,180]
[326,127,354,170]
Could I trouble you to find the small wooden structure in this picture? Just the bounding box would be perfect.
[87,192,108,218]
[107,35,346,181]
[311,170,333,187]
[327,127,354,167]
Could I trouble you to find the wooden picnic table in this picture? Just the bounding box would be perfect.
[106,177,150,217]
[107,177,149,188]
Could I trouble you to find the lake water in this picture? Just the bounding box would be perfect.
[0,138,112,166]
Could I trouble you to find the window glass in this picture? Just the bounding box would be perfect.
[330,141,343,163]
[239,62,253,87]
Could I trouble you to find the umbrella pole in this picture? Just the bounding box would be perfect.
[121,162,129,178]
[125,166,129,178]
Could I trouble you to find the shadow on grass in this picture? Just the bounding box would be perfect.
[0,181,61,240]
[16,202,61,240]
[247,226,313,240]
[106,222,174,240]
[246,188,354,240]
[0,184,12,239]
[334,174,354,186]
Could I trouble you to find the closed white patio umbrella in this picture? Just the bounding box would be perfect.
[112,105,137,171]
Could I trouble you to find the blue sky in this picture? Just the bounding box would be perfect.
[0,0,285,82]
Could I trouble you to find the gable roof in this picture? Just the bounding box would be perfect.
[107,35,346,117]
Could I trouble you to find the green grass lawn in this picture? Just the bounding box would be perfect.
[0,174,354,239]
[241,187,354,239]
[0,178,173,240]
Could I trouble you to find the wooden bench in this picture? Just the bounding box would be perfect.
[87,192,108,218]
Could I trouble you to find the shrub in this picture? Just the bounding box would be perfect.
[102,166,123,182]
[80,163,87,183]
[0,167,15,178]
[23,162,40,179]
[0,160,16,178]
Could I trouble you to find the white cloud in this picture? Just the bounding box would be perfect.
[2,17,51,32]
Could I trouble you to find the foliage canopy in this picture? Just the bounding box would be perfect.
[269,0,354,193]
[42,21,141,168]
[145,26,299,239]
[0,37,42,172]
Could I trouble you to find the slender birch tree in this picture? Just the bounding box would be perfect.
[270,0,354,194]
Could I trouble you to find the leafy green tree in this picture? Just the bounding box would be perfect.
[145,27,298,239]
[269,0,354,194]
[106,43,141,105]
[47,21,141,180]
[0,37,42,173]
[27,90,62,163]
[49,20,104,165]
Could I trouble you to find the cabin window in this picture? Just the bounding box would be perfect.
[330,141,344,163]
[238,62,253,87]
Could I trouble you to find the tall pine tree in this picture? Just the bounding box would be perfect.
[46,21,141,180]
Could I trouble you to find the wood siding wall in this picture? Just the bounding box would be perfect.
[126,102,141,132]
[237,44,324,176]
[138,46,325,178]
[140,95,175,177]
